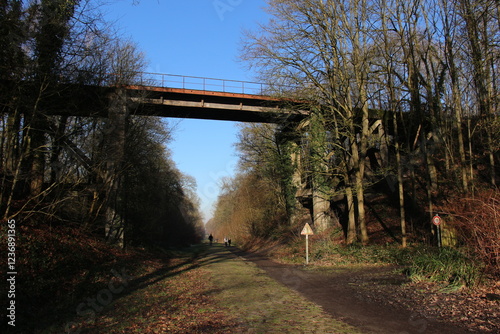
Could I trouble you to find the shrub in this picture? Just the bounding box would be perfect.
[452,191,500,277]
[406,246,483,287]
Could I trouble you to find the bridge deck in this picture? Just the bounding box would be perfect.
[125,85,307,123]
[126,85,281,101]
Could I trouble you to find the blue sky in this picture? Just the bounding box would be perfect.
[104,0,269,221]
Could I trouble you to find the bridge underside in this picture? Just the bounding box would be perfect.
[126,86,307,123]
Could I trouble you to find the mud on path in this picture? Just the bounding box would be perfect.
[233,249,471,334]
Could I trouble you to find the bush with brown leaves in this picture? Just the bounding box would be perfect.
[453,190,500,277]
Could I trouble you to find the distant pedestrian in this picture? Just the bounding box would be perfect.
[224,237,228,247]
[228,238,231,247]
[208,234,214,246]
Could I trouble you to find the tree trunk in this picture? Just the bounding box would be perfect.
[104,88,128,247]
[394,110,407,247]
[381,0,406,246]
[446,27,470,192]
[345,184,356,244]
[50,116,68,184]
[460,0,496,186]
[356,87,370,244]
[28,113,48,198]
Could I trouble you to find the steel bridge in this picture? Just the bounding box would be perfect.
[27,72,306,123]
[122,73,307,123]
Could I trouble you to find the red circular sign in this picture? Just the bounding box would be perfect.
[432,215,441,226]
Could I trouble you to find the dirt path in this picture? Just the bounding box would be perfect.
[205,245,361,333]
[232,249,470,334]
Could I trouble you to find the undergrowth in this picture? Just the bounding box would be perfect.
[450,190,500,277]
[280,232,484,287]
[405,247,483,287]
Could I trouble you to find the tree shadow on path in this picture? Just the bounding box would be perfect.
[228,247,470,334]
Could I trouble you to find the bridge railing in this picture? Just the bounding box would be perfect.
[136,72,267,96]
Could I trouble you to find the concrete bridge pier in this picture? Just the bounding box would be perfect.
[288,124,334,234]
[312,188,332,232]
[103,88,128,247]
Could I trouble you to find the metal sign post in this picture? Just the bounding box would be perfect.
[432,214,442,248]
[301,223,314,264]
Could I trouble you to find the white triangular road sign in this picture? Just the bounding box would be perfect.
[301,223,314,235]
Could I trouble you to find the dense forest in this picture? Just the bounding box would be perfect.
[0,0,204,247]
[207,0,499,275]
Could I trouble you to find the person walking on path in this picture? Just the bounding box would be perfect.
[208,234,214,246]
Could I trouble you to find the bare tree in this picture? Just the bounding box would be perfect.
[242,0,389,242]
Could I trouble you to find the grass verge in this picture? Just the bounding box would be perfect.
[272,234,484,288]
[205,245,362,334]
